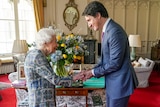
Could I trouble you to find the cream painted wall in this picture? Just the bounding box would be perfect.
[44,0,88,35]
[99,0,160,57]
[44,0,160,58]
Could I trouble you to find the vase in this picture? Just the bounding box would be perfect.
[53,63,73,77]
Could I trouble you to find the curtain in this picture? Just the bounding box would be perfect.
[32,0,44,31]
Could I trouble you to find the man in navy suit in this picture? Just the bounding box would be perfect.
[73,1,138,107]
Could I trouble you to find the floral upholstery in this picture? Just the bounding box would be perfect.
[8,72,28,107]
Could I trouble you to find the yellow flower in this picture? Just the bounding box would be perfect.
[69,34,74,38]
[63,54,67,59]
[75,45,79,49]
[61,43,66,47]
[76,56,82,60]
[73,55,81,60]
[56,35,61,41]
[65,35,69,39]
[73,55,77,59]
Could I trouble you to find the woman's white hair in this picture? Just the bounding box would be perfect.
[35,28,57,49]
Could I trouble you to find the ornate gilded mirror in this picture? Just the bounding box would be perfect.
[63,0,79,31]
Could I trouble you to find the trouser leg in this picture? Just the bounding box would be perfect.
[106,94,130,107]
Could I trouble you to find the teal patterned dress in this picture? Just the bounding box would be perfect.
[24,49,72,107]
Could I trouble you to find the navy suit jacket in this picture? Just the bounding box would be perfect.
[94,19,138,99]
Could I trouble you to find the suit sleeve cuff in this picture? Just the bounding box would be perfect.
[91,69,95,76]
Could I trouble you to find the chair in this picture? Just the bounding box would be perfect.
[8,72,28,107]
[133,57,155,88]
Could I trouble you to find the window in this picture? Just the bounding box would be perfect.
[0,0,36,56]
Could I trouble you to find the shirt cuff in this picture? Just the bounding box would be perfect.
[91,69,95,76]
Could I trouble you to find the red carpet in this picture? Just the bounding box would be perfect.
[0,71,160,107]
[0,88,16,107]
[128,71,160,107]
[0,74,10,83]
[0,74,16,107]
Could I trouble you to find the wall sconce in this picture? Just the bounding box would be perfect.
[128,34,141,61]
[12,40,29,62]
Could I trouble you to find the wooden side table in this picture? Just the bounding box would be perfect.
[56,87,103,107]
[56,88,88,107]
[56,77,105,107]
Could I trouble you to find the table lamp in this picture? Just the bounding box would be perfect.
[128,34,141,61]
[12,40,29,62]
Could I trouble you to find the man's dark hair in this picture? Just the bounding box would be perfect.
[82,1,109,18]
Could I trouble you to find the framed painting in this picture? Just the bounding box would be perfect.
[73,64,81,70]
[17,62,25,80]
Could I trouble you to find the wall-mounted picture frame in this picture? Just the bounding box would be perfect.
[72,64,82,73]
[73,64,81,70]
[17,62,25,80]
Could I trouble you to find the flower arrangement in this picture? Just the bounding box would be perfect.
[50,33,89,77]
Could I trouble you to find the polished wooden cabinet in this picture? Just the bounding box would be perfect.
[151,40,160,60]
[151,47,160,60]
[151,47,160,72]
[84,40,96,64]
[56,89,88,96]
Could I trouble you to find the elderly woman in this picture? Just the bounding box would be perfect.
[24,28,72,107]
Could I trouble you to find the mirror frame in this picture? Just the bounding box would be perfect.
[63,0,79,31]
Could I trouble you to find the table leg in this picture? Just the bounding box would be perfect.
[86,95,88,107]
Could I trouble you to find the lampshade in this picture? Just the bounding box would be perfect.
[12,40,29,53]
[128,34,141,47]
